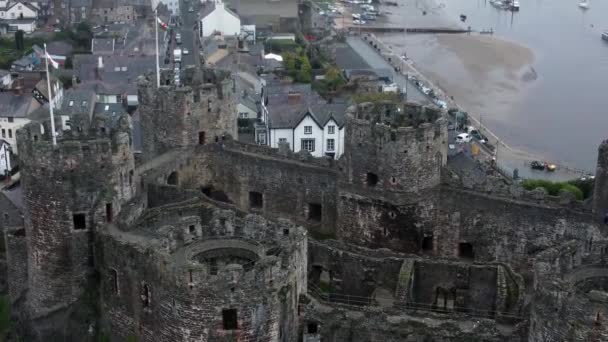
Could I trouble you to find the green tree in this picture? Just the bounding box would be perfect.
[297,55,312,83]
[282,52,297,78]
[324,66,344,91]
[14,30,24,50]
[74,22,93,50]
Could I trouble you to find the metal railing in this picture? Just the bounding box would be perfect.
[307,282,525,321]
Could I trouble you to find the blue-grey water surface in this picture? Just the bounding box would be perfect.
[386,0,608,170]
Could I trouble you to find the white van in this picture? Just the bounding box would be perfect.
[455,133,471,143]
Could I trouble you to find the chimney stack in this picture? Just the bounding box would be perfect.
[287,91,301,105]
[11,77,24,95]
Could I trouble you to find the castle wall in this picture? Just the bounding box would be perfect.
[341,106,446,194]
[336,105,446,251]
[15,116,134,320]
[437,188,601,276]
[183,143,340,238]
[0,192,25,298]
[99,201,307,342]
[303,302,527,342]
[138,69,237,162]
[308,240,404,298]
[593,140,608,222]
[336,190,438,252]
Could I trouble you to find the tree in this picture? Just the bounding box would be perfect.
[74,22,93,50]
[14,30,24,51]
[324,67,344,91]
[282,52,297,78]
[297,55,312,83]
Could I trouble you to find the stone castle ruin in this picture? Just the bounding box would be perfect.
[1,68,608,341]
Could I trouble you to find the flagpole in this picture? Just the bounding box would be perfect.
[155,8,160,88]
[44,43,57,146]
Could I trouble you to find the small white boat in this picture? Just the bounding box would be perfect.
[511,0,520,10]
[602,31,608,41]
[579,0,589,9]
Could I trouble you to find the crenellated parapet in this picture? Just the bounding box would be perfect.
[137,67,237,162]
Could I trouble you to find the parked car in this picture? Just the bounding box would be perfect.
[183,48,190,55]
[470,130,486,143]
[455,133,471,143]
[530,161,545,170]
[353,19,366,25]
[188,7,194,12]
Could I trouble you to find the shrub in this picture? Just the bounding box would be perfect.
[522,179,584,200]
[353,92,400,104]
[559,184,584,200]
[568,178,594,199]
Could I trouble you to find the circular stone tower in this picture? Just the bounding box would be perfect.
[100,200,307,342]
[16,113,134,322]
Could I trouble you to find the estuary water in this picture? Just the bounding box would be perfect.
[382,0,608,171]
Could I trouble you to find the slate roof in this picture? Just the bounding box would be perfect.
[240,95,258,112]
[75,54,155,94]
[92,38,115,54]
[263,81,348,129]
[45,41,74,56]
[61,87,97,116]
[0,93,39,118]
[6,1,38,12]
[334,44,370,70]
[93,102,127,116]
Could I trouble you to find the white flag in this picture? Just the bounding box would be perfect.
[46,52,59,69]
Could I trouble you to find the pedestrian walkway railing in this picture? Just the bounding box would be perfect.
[307,282,525,321]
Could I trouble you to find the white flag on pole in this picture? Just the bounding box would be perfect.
[45,52,59,69]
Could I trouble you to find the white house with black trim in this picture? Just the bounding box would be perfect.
[256,81,347,159]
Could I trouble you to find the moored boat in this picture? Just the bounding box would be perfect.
[511,1,520,10]
[603,31,608,41]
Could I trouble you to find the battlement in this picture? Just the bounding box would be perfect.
[137,68,238,162]
[348,101,444,128]
[138,67,234,96]
[342,101,447,194]
[100,191,307,341]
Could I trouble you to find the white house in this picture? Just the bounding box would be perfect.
[0,93,39,154]
[0,140,11,177]
[199,0,240,38]
[257,84,347,159]
[0,1,38,19]
[4,19,36,32]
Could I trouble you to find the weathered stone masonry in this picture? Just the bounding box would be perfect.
[4,69,608,341]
